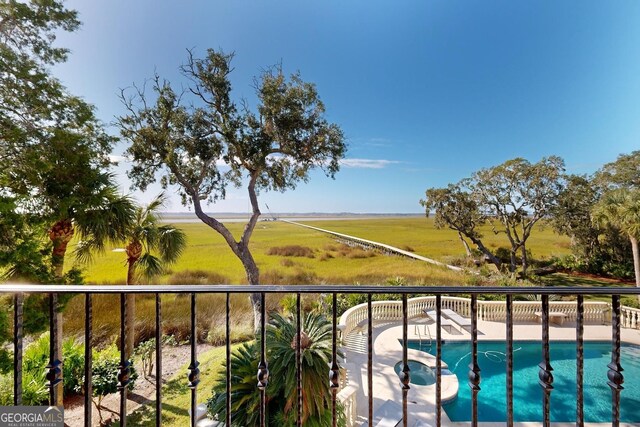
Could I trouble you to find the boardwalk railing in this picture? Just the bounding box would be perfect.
[2,284,639,427]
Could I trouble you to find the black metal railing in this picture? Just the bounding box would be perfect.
[3,284,640,427]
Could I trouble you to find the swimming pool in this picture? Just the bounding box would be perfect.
[407,340,640,423]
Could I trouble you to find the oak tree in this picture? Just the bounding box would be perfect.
[118,49,346,328]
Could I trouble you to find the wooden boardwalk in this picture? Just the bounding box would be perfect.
[281,220,464,272]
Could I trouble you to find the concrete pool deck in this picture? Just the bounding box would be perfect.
[342,317,640,427]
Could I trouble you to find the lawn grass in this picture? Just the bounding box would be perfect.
[112,344,239,427]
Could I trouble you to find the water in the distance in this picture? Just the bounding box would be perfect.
[408,340,640,422]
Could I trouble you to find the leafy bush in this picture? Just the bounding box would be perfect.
[134,339,155,377]
[266,245,315,258]
[22,332,86,396]
[90,344,138,424]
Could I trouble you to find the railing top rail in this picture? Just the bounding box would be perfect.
[1,283,640,295]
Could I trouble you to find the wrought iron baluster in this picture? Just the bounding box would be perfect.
[368,293,373,426]
[155,293,162,427]
[576,295,584,426]
[401,293,410,427]
[46,293,63,407]
[296,293,302,427]
[117,293,131,426]
[257,292,269,427]
[188,293,200,427]
[608,295,624,427]
[330,292,340,427]
[538,295,553,427]
[226,293,231,426]
[436,295,442,427]
[13,293,23,405]
[468,295,480,426]
[506,295,513,427]
[84,294,93,427]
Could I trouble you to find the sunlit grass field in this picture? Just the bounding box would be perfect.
[74,217,571,286]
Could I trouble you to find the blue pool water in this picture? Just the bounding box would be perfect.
[407,340,640,423]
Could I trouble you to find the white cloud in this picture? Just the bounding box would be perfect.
[109,154,128,163]
[340,158,400,169]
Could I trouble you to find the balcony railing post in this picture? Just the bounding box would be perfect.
[45,293,63,407]
[576,294,584,425]
[13,293,23,406]
[330,292,340,427]
[84,294,93,427]
[187,293,200,427]
[401,293,410,427]
[607,295,624,427]
[367,293,373,426]
[155,293,162,427]
[257,292,269,427]
[226,292,232,426]
[505,294,513,427]
[468,294,480,427]
[117,293,131,426]
[435,295,442,427]
[538,295,553,427]
[296,292,302,427]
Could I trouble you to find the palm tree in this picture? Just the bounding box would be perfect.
[78,193,186,355]
[207,312,343,426]
[592,188,640,298]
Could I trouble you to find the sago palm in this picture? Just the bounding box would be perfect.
[266,312,340,426]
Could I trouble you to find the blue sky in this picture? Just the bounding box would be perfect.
[53,0,640,213]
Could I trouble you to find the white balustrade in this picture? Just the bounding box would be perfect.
[339,295,630,336]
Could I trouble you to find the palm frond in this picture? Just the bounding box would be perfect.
[135,253,164,278]
[157,225,187,263]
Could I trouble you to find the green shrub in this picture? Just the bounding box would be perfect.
[134,339,155,377]
[22,332,86,396]
[91,344,138,424]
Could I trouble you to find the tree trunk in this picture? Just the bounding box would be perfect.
[509,250,517,273]
[458,232,472,257]
[521,245,529,276]
[125,261,137,356]
[631,236,640,304]
[239,247,262,333]
[48,219,73,407]
[125,241,142,357]
[469,236,502,270]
